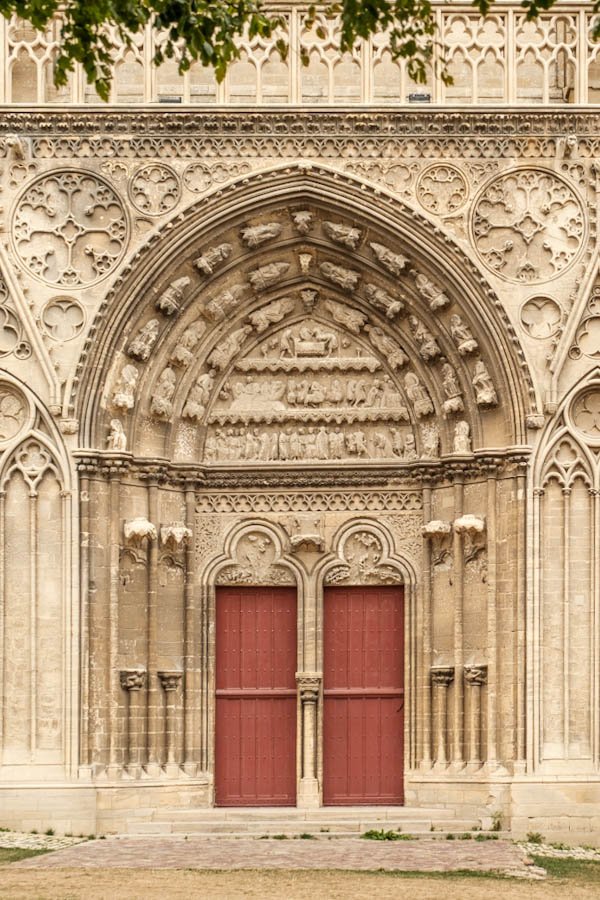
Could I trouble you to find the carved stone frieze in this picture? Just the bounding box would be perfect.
[196,490,422,514]
[249,297,295,333]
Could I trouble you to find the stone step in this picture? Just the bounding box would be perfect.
[149,806,458,822]
[126,821,503,838]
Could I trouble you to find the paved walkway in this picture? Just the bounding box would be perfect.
[11,836,544,878]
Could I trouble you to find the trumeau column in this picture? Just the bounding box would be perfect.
[431,666,454,768]
[451,476,465,770]
[297,674,321,808]
[464,664,487,770]
[120,668,146,777]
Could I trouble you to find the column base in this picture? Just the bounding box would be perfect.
[297,777,320,808]
[446,761,466,775]
[164,763,181,779]
[105,764,123,780]
[182,761,198,777]
[144,762,162,778]
[464,760,483,774]
[419,759,434,773]
[126,763,143,779]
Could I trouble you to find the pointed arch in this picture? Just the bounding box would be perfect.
[74,164,536,458]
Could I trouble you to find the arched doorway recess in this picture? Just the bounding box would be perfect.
[74,165,534,811]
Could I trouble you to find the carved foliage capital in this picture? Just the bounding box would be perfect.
[431,666,454,687]
[120,668,147,691]
[158,670,183,692]
[297,673,321,703]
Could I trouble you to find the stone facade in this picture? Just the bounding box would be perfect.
[1,7,600,842]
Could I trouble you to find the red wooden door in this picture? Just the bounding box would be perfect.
[215,586,297,806]
[323,586,404,805]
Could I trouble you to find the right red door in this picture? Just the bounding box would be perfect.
[323,585,404,805]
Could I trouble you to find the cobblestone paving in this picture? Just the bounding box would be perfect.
[11,836,544,878]
[0,831,87,851]
[519,842,600,861]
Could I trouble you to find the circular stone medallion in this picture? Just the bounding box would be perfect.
[472,169,585,283]
[416,164,468,215]
[128,164,181,216]
[13,170,129,287]
[520,296,562,339]
[0,385,29,442]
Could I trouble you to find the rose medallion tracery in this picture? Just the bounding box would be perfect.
[571,389,600,442]
[472,169,584,283]
[12,170,129,286]
[0,386,28,442]
[128,164,181,216]
[416,164,468,216]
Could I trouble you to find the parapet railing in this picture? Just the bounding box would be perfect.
[1,3,599,106]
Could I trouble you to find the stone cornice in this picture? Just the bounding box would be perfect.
[1,107,600,137]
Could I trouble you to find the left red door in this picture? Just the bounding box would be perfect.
[215,586,297,806]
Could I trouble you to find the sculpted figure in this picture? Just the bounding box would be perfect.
[156,277,190,316]
[421,422,440,458]
[207,326,252,370]
[403,431,418,460]
[412,270,451,310]
[373,431,392,458]
[107,418,127,451]
[472,359,497,406]
[170,319,206,367]
[128,318,160,361]
[151,367,177,418]
[404,372,434,418]
[390,427,404,457]
[441,360,464,414]
[182,369,215,421]
[205,284,246,322]
[241,222,282,249]
[449,314,479,355]
[292,210,313,234]
[325,299,366,334]
[366,325,408,369]
[353,430,368,456]
[408,315,440,360]
[204,431,217,462]
[249,297,295,333]
[280,328,295,357]
[194,243,232,276]
[323,221,362,250]
[249,261,290,290]
[453,420,472,454]
[320,261,360,292]
[369,241,408,276]
[327,379,344,405]
[316,426,329,459]
[365,284,404,319]
[112,363,139,411]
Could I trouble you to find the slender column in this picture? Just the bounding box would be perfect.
[88,471,106,767]
[107,470,121,776]
[562,486,571,755]
[297,674,321,808]
[29,487,38,753]
[515,468,527,769]
[592,488,600,768]
[79,472,90,769]
[465,664,488,769]
[531,487,544,770]
[452,477,465,767]
[431,667,454,767]
[183,480,197,775]
[486,470,498,766]
[421,483,433,769]
[159,671,183,776]
[146,478,160,775]
[120,668,147,777]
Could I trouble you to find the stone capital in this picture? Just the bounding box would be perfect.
[120,668,147,691]
[430,666,454,687]
[296,673,321,702]
[464,664,488,686]
[158,671,183,692]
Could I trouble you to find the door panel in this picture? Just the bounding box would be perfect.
[215,586,297,806]
[323,586,404,805]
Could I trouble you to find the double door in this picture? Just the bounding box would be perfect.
[215,584,404,806]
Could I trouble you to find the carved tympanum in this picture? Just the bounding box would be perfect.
[217,531,293,585]
[326,531,402,585]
